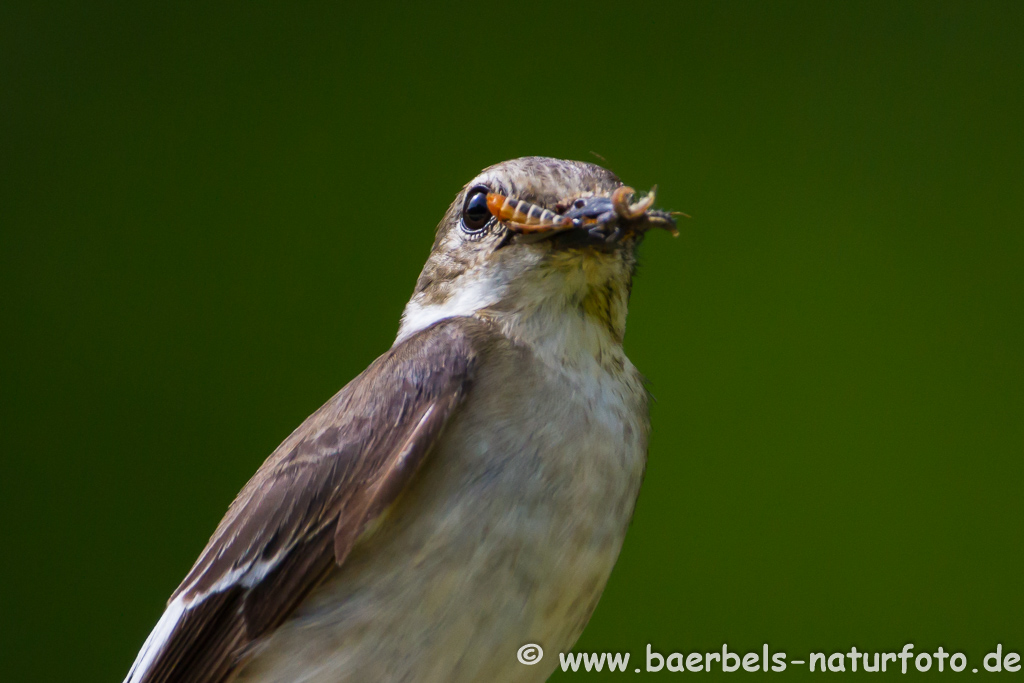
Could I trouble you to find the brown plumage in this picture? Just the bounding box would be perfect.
[130,319,494,683]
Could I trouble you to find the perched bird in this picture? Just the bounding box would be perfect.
[124,156,677,683]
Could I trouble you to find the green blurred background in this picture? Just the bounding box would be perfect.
[2,1,1022,680]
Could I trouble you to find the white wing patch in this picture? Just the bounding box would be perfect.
[123,553,286,683]
[123,596,186,683]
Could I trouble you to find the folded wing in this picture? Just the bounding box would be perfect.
[124,318,488,683]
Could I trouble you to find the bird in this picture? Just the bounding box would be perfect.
[124,156,678,683]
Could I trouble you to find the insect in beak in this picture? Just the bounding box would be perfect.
[487,186,681,245]
[609,186,680,238]
[485,193,575,236]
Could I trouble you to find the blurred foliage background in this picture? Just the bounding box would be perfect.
[2,1,1022,680]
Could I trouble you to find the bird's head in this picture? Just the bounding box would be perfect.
[397,157,676,352]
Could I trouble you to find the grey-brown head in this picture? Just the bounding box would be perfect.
[397,157,675,347]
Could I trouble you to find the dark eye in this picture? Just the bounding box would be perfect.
[461,187,493,233]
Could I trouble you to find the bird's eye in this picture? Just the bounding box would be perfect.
[461,187,493,234]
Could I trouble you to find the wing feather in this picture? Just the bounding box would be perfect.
[124,318,489,683]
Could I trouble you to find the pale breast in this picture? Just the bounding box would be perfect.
[238,329,649,683]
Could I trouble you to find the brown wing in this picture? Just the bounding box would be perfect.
[124,318,490,683]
